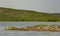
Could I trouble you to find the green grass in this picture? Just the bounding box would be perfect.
[0,7,60,22]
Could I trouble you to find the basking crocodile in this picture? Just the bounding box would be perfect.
[4,24,60,32]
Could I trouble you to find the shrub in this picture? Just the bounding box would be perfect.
[48,20,57,22]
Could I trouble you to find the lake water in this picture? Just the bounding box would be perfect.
[0,22,60,36]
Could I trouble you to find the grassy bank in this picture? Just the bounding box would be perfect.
[0,7,60,22]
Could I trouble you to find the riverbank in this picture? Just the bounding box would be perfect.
[0,7,60,22]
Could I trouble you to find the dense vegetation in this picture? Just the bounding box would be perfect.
[0,7,60,22]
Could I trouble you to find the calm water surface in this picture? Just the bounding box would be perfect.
[0,22,60,36]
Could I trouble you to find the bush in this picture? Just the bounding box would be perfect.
[48,20,57,22]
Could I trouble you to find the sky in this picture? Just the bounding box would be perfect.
[0,0,60,13]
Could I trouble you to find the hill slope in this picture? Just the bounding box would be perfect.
[0,7,60,22]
